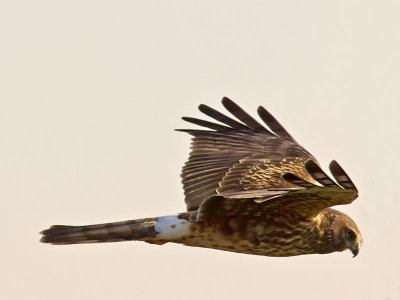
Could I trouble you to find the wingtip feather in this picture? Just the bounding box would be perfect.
[329,160,357,191]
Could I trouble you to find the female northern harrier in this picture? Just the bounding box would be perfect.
[40,97,361,257]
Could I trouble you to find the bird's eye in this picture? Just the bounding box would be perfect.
[346,230,355,238]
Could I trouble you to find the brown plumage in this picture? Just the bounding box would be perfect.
[40,97,362,257]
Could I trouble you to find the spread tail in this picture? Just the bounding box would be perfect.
[40,217,158,245]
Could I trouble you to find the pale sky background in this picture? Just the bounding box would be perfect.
[1,1,400,299]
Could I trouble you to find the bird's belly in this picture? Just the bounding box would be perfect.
[173,218,317,257]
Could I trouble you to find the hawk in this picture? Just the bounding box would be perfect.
[40,97,362,257]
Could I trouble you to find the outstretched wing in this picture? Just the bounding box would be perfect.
[179,97,317,211]
[196,160,358,222]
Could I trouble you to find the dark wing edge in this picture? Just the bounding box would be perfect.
[328,160,358,192]
[283,160,358,193]
[177,96,296,141]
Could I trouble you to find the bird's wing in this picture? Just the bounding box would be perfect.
[179,97,317,211]
[196,160,358,222]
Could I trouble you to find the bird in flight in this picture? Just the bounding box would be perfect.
[40,97,361,257]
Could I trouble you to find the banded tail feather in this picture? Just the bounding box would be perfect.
[40,215,191,245]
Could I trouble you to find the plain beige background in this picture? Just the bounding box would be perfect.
[1,1,400,299]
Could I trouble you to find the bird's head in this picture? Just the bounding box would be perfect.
[331,213,362,257]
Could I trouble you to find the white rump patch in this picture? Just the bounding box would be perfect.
[154,215,190,240]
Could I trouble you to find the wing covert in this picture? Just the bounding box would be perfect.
[196,160,358,222]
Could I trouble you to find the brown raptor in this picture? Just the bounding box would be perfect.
[40,97,361,257]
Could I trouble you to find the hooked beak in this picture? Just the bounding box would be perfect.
[350,241,360,257]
